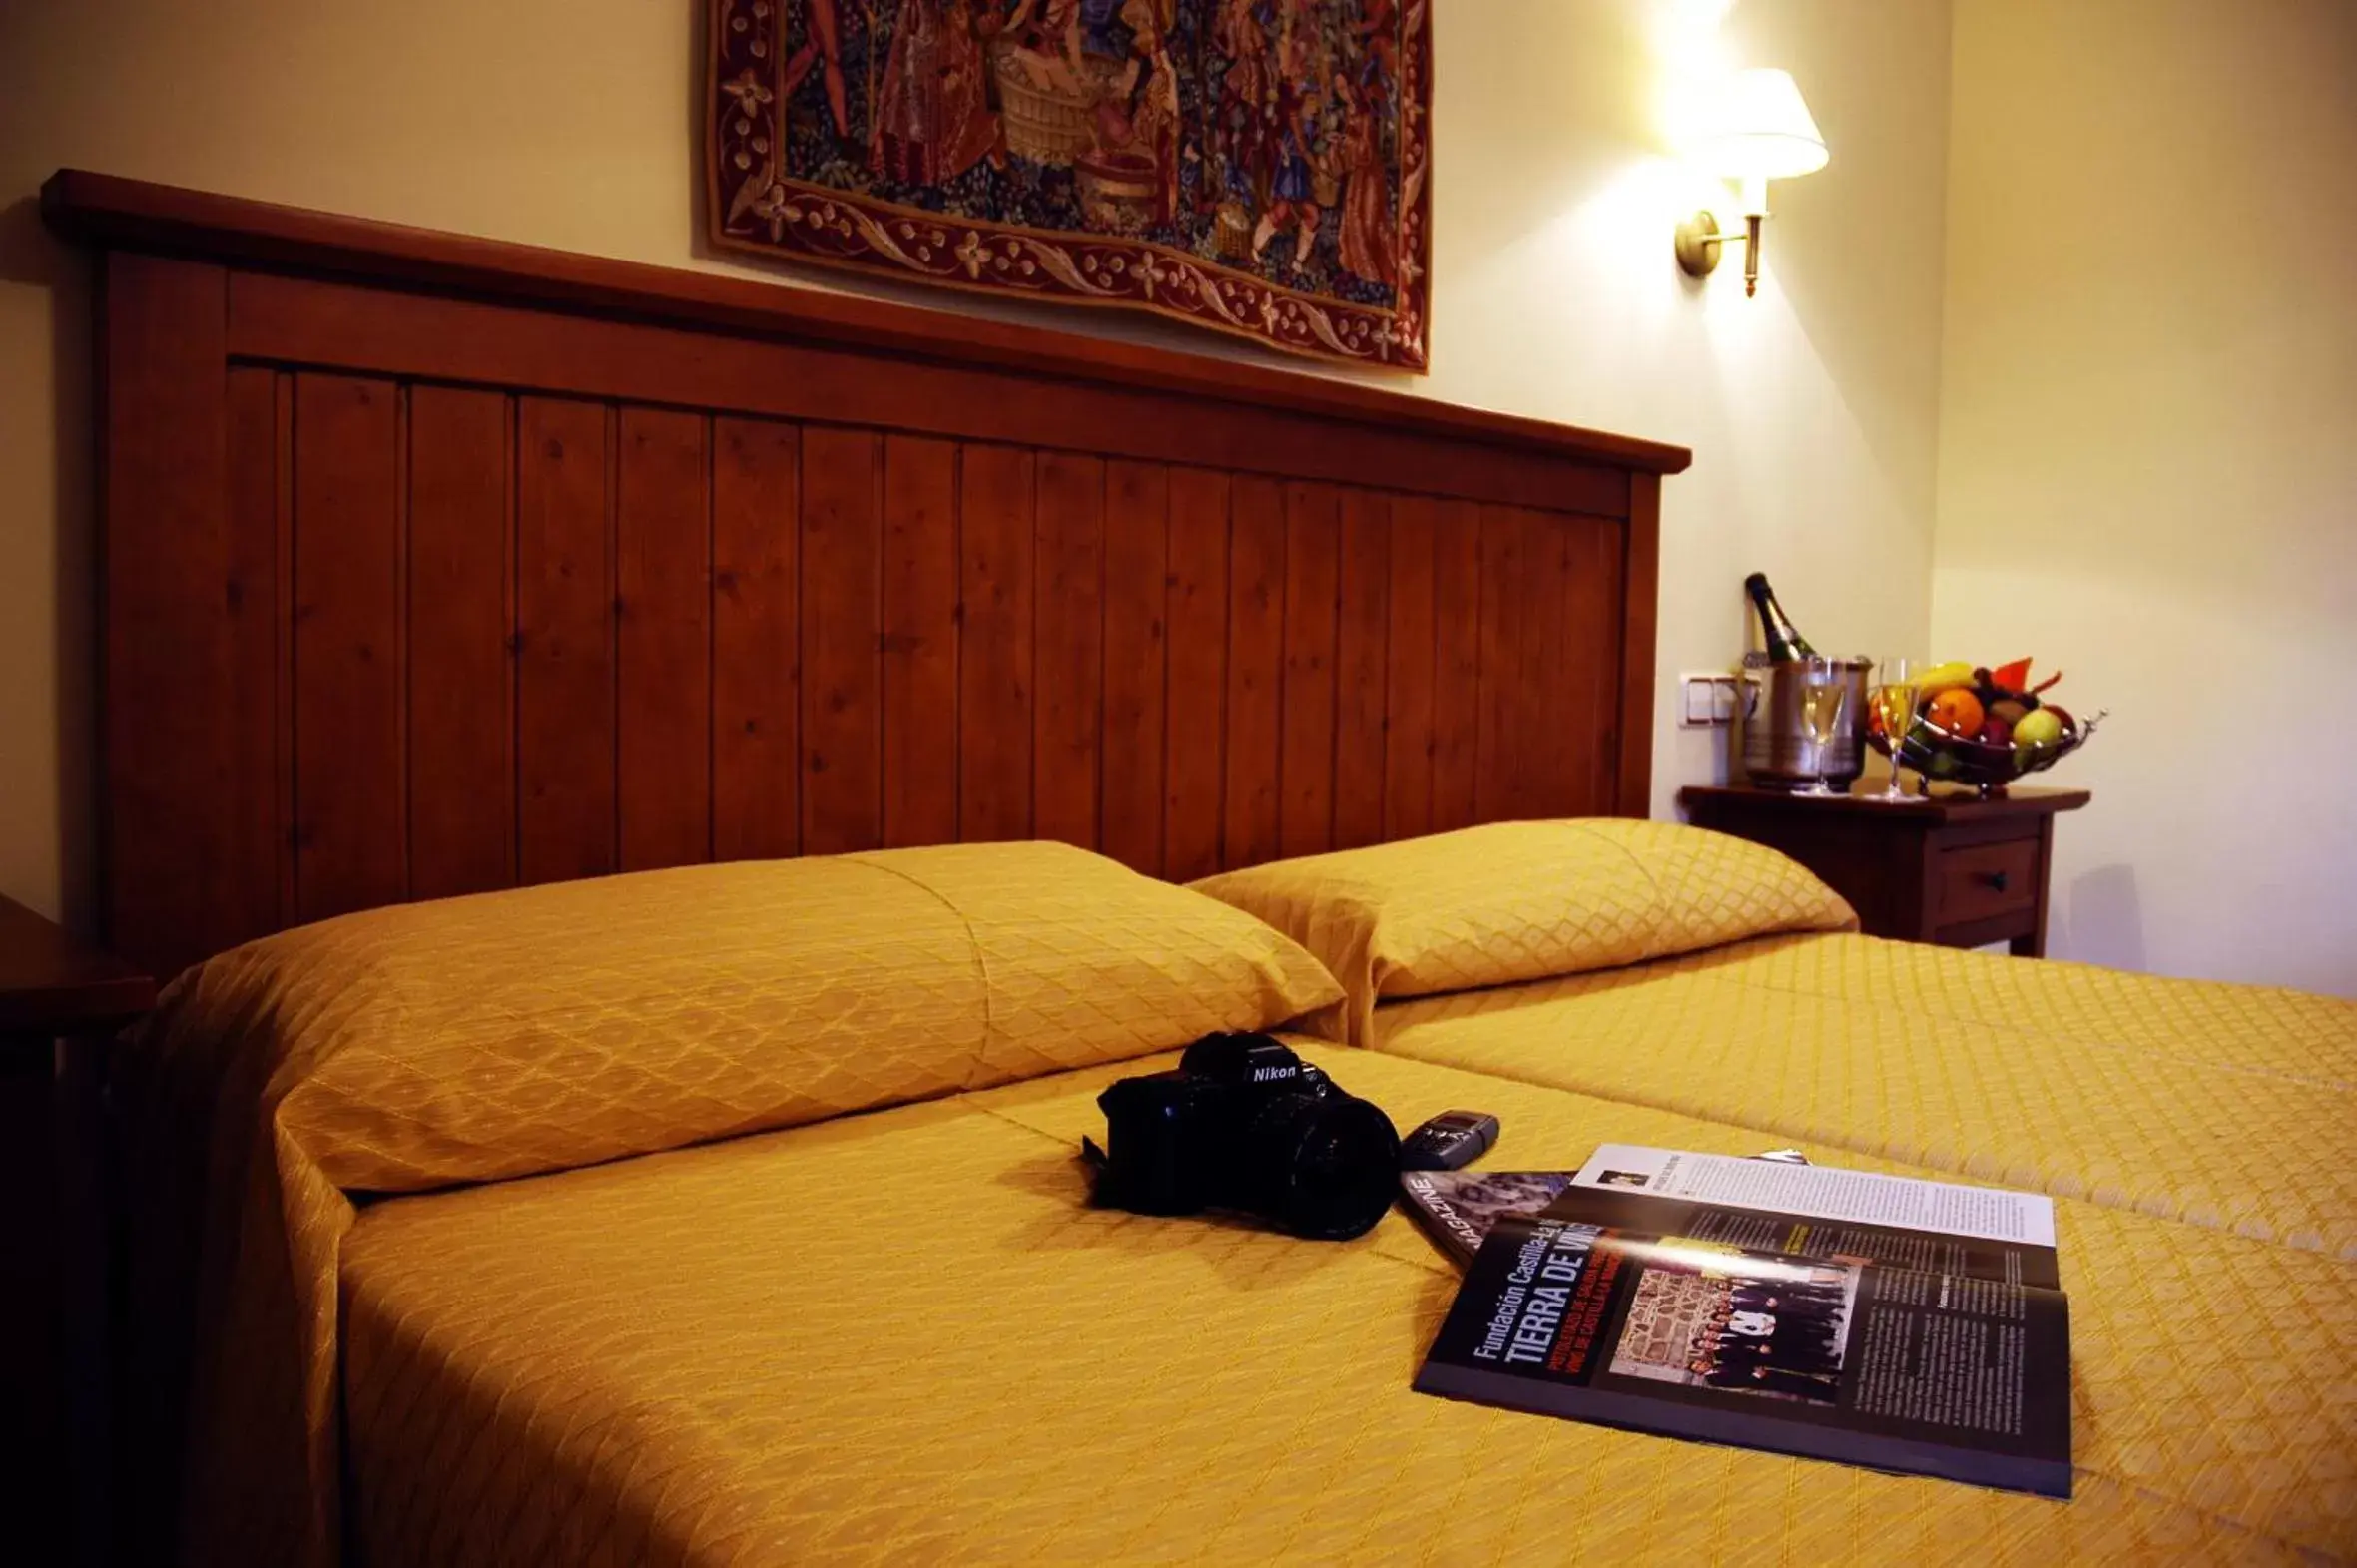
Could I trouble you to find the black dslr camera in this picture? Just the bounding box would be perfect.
[1087,1034,1400,1240]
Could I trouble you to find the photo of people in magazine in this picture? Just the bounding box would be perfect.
[1426,1171,1577,1226]
[1604,1246,1860,1407]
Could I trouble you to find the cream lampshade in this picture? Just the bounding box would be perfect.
[1674,68,1829,296]
[1695,68,1829,187]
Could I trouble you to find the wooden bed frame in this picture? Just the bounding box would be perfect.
[43,170,1691,982]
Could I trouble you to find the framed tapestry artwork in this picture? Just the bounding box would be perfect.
[708,0,1433,369]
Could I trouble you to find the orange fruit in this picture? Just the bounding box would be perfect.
[1925,687,1985,738]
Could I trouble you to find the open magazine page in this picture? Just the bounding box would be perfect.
[1404,1150,2061,1290]
[1571,1145,2059,1248]
[1544,1182,2062,1292]
[1416,1213,2072,1498]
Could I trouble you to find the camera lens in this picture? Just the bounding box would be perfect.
[1240,1093,1400,1240]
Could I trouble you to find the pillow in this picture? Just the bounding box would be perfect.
[160,839,1343,1193]
[1189,819,1856,1045]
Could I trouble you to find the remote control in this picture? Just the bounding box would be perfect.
[1399,1110,1500,1171]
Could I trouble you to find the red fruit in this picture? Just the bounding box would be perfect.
[1991,658,2034,692]
[1978,716,2013,746]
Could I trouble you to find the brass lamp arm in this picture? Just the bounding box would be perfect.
[1673,210,1769,297]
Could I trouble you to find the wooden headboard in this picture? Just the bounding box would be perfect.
[44,171,1690,981]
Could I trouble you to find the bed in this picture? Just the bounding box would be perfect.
[124,846,2357,1567]
[1370,934,2355,1256]
[46,173,2355,1568]
[1195,822,2357,1261]
[332,1050,2348,1566]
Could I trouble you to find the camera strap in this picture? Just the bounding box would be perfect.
[1078,1136,1126,1209]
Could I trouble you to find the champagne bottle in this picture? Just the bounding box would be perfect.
[1744,572,1817,662]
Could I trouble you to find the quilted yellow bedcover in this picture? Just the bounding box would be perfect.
[338,1045,2357,1566]
[1369,933,2357,1262]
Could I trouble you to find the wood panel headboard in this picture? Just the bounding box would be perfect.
[44,170,1691,981]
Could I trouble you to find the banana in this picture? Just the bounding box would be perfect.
[1914,661,1978,698]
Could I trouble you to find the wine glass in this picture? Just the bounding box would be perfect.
[1794,656,1850,796]
[1868,657,1920,801]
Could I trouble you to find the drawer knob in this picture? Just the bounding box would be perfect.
[1979,869,2011,892]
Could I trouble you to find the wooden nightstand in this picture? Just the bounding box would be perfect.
[1678,784,2091,956]
[1,894,156,1568]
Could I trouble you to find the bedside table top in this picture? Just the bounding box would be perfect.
[1679,783,2091,826]
[0,893,157,1035]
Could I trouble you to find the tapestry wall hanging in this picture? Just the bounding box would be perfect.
[709,0,1432,369]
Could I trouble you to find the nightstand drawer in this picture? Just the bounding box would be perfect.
[1937,839,2040,924]
[1679,784,2087,957]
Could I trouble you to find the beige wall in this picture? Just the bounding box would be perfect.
[1934,0,2357,997]
[0,0,1955,928]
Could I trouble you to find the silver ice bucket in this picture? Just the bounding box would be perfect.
[1741,657,1872,790]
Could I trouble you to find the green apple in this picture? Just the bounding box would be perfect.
[2013,708,2063,751]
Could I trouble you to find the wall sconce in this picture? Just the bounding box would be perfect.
[1673,68,1828,296]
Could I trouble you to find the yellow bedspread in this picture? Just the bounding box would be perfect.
[115,847,1339,1568]
[1369,932,2357,1261]
[339,1045,2357,1566]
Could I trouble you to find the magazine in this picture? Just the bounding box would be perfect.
[1398,1170,1579,1267]
[1411,1145,2072,1498]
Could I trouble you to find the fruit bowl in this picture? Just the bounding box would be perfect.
[1865,659,2105,796]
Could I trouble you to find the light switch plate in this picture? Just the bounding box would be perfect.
[1680,674,1726,728]
[1680,673,1760,728]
